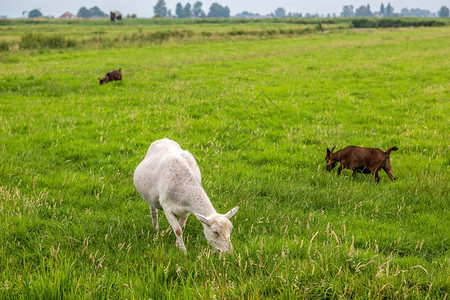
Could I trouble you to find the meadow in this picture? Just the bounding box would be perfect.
[0,19,449,298]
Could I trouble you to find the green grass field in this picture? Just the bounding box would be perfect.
[0,19,449,298]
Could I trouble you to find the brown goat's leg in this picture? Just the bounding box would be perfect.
[352,170,358,178]
[384,163,396,181]
[337,165,343,175]
[374,170,380,183]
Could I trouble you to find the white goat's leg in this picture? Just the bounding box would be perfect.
[164,210,187,253]
[178,217,187,232]
[150,206,159,231]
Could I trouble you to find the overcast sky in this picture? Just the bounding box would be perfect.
[1,0,447,18]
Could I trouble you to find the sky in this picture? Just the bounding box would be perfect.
[0,0,447,18]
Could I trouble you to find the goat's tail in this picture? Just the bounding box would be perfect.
[385,146,398,159]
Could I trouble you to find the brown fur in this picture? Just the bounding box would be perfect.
[99,69,122,85]
[325,146,398,183]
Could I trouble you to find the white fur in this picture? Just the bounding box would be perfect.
[134,138,238,253]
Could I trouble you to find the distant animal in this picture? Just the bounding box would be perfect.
[99,69,122,85]
[110,11,122,22]
[134,138,239,254]
[325,146,398,183]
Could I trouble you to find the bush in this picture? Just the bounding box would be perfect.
[376,19,403,28]
[352,18,446,29]
[351,19,376,28]
[19,33,77,50]
[0,41,9,52]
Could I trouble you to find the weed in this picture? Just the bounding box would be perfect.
[0,41,9,52]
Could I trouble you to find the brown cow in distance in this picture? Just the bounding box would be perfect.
[99,69,122,85]
[325,146,398,183]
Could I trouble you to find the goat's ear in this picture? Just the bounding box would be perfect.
[194,212,211,226]
[224,206,239,219]
[326,148,330,155]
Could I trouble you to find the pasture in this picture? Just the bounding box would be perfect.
[0,19,449,298]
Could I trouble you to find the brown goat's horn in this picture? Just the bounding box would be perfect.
[331,146,336,153]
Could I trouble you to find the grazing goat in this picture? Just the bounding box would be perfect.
[325,146,398,183]
[134,138,239,254]
[99,69,122,85]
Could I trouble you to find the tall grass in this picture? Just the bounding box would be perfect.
[0,41,9,52]
[1,18,448,51]
[19,33,77,50]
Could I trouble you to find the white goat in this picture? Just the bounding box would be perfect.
[133,138,239,253]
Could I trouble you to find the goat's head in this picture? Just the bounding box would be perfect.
[99,77,106,85]
[325,146,338,171]
[194,206,239,254]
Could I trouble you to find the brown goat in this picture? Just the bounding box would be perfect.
[99,69,122,85]
[325,146,398,183]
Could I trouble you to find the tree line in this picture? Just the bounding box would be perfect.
[341,3,449,18]
[154,1,230,18]
[25,2,449,19]
[26,6,138,19]
[154,1,449,19]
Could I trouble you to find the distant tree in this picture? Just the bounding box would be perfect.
[207,3,230,18]
[28,9,43,18]
[355,5,372,17]
[400,8,409,16]
[236,11,260,18]
[287,12,302,18]
[77,7,90,18]
[274,7,286,18]
[193,1,206,18]
[176,3,184,18]
[184,3,192,18]
[340,5,354,17]
[380,3,385,16]
[400,8,434,17]
[77,6,107,18]
[154,0,168,17]
[416,8,433,17]
[438,6,449,17]
[89,6,107,17]
[385,3,394,17]
[175,3,191,18]
[305,13,319,18]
